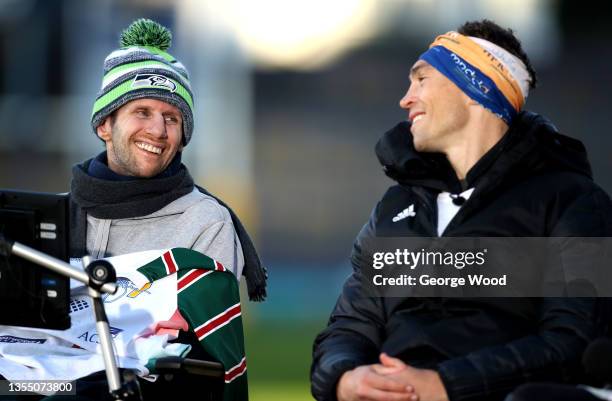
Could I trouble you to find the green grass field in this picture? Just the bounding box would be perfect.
[244,320,326,401]
[250,382,313,401]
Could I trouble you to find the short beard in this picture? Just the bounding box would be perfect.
[108,121,140,177]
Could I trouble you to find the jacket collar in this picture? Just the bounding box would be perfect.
[375,110,592,193]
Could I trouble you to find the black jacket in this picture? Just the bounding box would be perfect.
[311,111,612,401]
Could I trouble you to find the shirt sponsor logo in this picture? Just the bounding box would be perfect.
[77,326,123,344]
[0,335,46,344]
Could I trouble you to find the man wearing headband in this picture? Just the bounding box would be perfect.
[311,20,612,401]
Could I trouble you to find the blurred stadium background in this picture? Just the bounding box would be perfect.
[1,0,611,399]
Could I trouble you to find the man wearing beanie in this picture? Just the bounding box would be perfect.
[70,19,266,302]
[63,19,262,400]
[311,20,612,401]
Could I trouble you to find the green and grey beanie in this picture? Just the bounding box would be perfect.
[91,19,194,145]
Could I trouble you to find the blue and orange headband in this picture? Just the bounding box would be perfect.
[419,31,531,124]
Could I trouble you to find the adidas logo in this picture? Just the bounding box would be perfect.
[392,204,416,222]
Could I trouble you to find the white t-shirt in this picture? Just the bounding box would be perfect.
[436,188,475,236]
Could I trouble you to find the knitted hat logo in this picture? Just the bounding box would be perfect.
[91,19,195,145]
[132,74,177,93]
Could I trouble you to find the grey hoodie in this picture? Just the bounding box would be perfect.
[85,188,244,279]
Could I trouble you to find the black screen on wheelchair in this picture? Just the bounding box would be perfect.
[0,189,70,329]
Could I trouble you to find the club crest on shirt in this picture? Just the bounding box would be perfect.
[102,277,152,303]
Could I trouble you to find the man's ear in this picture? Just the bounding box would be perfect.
[96,117,112,142]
